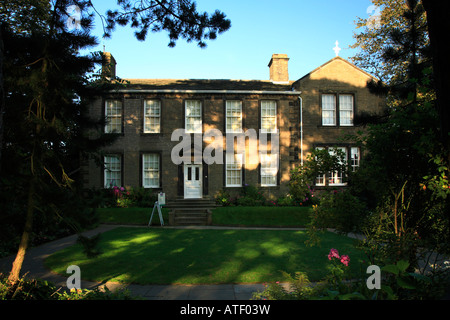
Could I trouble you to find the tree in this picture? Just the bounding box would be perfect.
[2,0,121,283]
[1,0,231,283]
[350,0,449,266]
[351,0,429,87]
[0,0,231,170]
[98,0,231,48]
[422,0,450,151]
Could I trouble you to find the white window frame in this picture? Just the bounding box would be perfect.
[322,94,336,126]
[185,100,202,133]
[144,100,161,133]
[142,153,160,188]
[339,94,354,126]
[261,100,277,133]
[105,100,122,133]
[225,153,243,187]
[226,100,243,133]
[104,155,121,188]
[260,153,278,187]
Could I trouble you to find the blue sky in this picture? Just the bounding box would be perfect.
[87,0,374,81]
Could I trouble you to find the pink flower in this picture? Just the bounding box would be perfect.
[328,248,340,260]
[340,255,350,267]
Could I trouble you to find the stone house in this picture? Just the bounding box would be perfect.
[82,53,384,207]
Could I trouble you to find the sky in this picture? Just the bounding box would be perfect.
[85,0,375,81]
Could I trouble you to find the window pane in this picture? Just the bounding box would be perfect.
[328,147,347,185]
[351,147,360,172]
[186,101,202,133]
[339,95,353,126]
[315,147,325,186]
[322,95,336,126]
[143,154,160,188]
[260,154,278,186]
[225,153,242,187]
[144,100,161,133]
[104,155,121,187]
[261,101,277,133]
[226,101,242,133]
[105,100,122,133]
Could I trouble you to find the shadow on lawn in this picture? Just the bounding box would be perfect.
[45,227,364,285]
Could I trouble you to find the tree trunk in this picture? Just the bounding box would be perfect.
[8,179,35,283]
[0,23,5,172]
[422,0,450,147]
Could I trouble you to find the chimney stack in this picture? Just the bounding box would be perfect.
[102,52,117,79]
[268,54,289,83]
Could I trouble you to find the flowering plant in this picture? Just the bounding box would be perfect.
[328,248,350,267]
[326,248,350,289]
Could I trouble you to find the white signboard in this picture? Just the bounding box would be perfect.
[158,192,166,205]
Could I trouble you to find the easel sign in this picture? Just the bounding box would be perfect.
[148,192,165,227]
[158,192,166,205]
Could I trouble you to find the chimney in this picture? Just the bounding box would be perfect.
[268,54,289,83]
[102,52,117,79]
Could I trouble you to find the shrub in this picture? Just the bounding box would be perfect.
[236,196,259,206]
[77,234,102,258]
[310,190,367,235]
[277,195,294,206]
[0,274,135,300]
[288,166,318,206]
[214,189,233,206]
[252,272,314,300]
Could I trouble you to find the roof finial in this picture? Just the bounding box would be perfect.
[333,40,341,57]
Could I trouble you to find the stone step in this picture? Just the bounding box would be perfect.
[166,199,216,205]
[169,209,212,226]
[166,198,217,226]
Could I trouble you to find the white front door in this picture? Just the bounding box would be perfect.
[184,164,202,199]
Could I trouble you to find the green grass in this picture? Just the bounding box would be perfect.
[97,206,313,227]
[45,227,364,285]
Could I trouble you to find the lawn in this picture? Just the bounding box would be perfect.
[45,227,364,285]
[97,206,313,227]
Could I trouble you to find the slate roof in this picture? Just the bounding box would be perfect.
[116,79,297,93]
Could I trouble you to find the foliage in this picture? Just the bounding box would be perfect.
[252,272,314,300]
[0,273,134,300]
[214,189,233,206]
[348,0,450,274]
[253,248,362,301]
[252,251,445,300]
[77,234,102,258]
[0,0,122,281]
[351,0,429,85]
[306,190,367,248]
[288,166,317,206]
[85,186,158,208]
[1,0,232,281]
[102,0,231,48]
[213,185,271,207]
[235,184,265,206]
